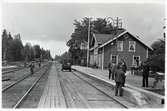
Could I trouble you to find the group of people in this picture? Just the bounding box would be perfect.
[24,61,42,75]
[29,62,35,75]
[108,59,127,96]
[108,59,150,97]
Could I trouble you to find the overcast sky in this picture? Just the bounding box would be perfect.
[2,3,165,57]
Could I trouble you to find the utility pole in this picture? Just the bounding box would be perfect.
[87,18,91,67]
[163,18,166,39]
[106,17,122,34]
[116,17,118,29]
[115,17,122,32]
[106,17,122,64]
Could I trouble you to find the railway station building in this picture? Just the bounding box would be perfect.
[89,29,152,70]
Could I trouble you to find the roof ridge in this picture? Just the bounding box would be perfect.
[98,30,152,50]
[94,29,126,36]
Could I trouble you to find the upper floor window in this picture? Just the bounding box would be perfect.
[129,41,136,52]
[117,41,123,51]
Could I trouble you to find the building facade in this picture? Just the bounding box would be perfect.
[89,30,152,70]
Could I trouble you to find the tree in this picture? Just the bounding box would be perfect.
[23,42,32,61]
[67,17,122,65]
[1,29,53,62]
[30,46,35,61]
[92,18,113,34]
[67,17,118,47]
[2,29,8,60]
[2,31,24,61]
[11,34,24,61]
[33,45,41,58]
[54,55,62,63]
[40,48,52,60]
[6,32,14,61]
[146,38,165,72]
[59,51,71,63]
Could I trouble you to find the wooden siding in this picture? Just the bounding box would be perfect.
[103,33,148,69]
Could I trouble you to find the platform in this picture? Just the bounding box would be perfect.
[72,66,164,90]
[72,65,164,107]
[38,64,66,108]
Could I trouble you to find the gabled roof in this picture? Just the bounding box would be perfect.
[128,32,153,50]
[99,31,127,48]
[94,34,114,44]
[92,29,126,45]
[99,31,152,50]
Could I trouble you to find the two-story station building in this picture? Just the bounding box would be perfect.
[89,29,152,70]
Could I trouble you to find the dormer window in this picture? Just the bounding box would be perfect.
[129,41,136,52]
[117,41,123,51]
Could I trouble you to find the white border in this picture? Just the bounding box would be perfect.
[0,0,166,110]
[2,0,165,4]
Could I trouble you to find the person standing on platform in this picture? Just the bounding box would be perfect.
[108,61,112,80]
[108,61,112,79]
[114,63,125,96]
[111,63,117,80]
[120,59,127,86]
[141,62,150,87]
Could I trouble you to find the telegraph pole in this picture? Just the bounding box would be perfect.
[115,17,122,30]
[163,18,166,39]
[106,17,122,64]
[105,17,122,32]
[87,18,91,67]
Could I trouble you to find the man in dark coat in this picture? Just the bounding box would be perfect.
[120,59,127,73]
[111,63,117,80]
[108,62,112,80]
[141,62,150,87]
[120,59,127,86]
[114,63,125,96]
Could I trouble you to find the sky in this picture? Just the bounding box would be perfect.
[2,3,165,57]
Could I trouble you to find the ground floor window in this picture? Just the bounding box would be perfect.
[110,54,118,64]
[133,56,140,67]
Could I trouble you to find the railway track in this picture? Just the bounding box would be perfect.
[2,67,26,75]
[2,62,51,108]
[57,66,132,108]
[70,71,129,108]
[13,65,51,108]
[2,63,49,92]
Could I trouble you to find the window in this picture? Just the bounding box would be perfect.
[110,54,118,64]
[132,56,140,67]
[117,41,123,51]
[129,41,136,52]
[124,34,128,38]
